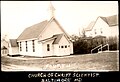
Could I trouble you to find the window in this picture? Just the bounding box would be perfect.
[68,45,70,47]
[4,50,7,54]
[95,32,97,34]
[32,40,35,52]
[47,44,50,51]
[25,41,28,52]
[20,42,22,51]
[61,46,64,48]
[3,50,7,54]
[100,28,103,34]
[65,45,67,48]
[94,29,97,34]
[2,50,4,54]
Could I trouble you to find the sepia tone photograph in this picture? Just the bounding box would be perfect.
[1,1,119,71]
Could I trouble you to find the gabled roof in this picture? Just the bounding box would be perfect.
[52,34,63,44]
[9,39,18,47]
[17,17,70,41]
[17,20,48,40]
[84,21,95,31]
[39,34,63,44]
[39,36,56,43]
[100,15,118,27]
[85,15,118,31]
[1,46,8,50]
[39,33,69,44]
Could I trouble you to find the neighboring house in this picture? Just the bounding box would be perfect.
[85,15,118,38]
[1,46,8,56]
[1,39,9,56]
[1,2,73,57]
[1,39,19,56]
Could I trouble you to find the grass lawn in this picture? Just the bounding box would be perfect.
[1,51,119,71]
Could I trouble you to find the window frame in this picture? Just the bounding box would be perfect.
[65,45,67,48]
[32,40,35,52]
[47,44,50,51]
[100,28,103,34]
[61,46,64,48]
[20,42,22,51]
[94,29,97,34]
[25,41,28,52]
[68,45,70,47]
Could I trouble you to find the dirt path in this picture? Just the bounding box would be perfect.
[1,51,119,71]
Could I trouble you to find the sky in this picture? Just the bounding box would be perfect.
[1,1,118,39]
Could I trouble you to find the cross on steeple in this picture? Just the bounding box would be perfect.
[47,1,55,20]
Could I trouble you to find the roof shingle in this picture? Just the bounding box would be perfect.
[17,20,48,40]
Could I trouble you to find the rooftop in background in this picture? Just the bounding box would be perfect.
[85,15,118,31]
[9,39,18,47]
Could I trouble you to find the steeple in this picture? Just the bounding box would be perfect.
[47,1,55,20]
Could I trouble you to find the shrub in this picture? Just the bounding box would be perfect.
[73,38,88,54]
[71,35,119,54]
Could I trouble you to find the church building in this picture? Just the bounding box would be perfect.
[2,2,73,57]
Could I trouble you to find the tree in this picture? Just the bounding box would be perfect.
[79,27,86,38]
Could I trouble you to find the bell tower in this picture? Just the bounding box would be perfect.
[47,1,55,20]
